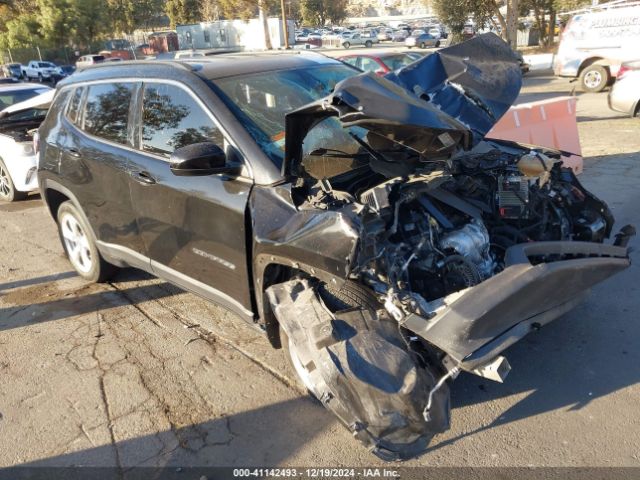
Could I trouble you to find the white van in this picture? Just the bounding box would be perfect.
[553,3,640,92]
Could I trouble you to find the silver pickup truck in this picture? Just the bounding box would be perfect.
[342,32,380,49]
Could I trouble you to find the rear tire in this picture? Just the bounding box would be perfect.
[0,159,27,202]
[56,201,118,283]
[435,40,441,47]
[580,64,609,92]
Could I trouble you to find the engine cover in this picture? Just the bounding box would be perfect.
[439,220,495,279]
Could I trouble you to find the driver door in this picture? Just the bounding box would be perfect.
[127,81,254,319]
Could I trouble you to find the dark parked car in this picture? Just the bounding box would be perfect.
[37,34,632,460]
[1,63,23,80]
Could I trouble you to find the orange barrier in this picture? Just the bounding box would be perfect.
[487,96,583,174]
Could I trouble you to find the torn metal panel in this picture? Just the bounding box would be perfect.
[401,242,630,369]
[266,279,450,461]
[251,185,361,302]
[386,33,522,143]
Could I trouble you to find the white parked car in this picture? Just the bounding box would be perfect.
[428,27,442,39]
[0,84,53,201]
[608,60,640,117]
[75,54,106,70]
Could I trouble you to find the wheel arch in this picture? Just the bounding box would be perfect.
[578,57,608,75]
[41,179,100,247]
[256,259,345,349]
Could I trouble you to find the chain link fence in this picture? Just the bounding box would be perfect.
[1,42,105,66]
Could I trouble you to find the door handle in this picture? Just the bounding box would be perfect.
[66,148,81,158]
[131,170,156,185]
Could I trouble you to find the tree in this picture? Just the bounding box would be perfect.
[38,0,75,48]
[200,0,220,21]
[218,0,275,49]
[301,0,324,26]
[165,0,200,28]
[432,0,511,44]
[301,0,347,26]
[72,0,104,47]
[326,0,347,24]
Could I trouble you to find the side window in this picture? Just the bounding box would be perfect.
[342,57,359,68]
[66,87,84,125]
[141,83,224,157]
[82,83,135,145]
[360,57,381,73]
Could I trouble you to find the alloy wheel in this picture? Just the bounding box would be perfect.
[60,212,93,274]
[0,164,12,199]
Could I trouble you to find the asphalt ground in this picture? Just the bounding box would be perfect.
[0,69,639,473]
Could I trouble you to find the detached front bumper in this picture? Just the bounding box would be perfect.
[402,241,631,371]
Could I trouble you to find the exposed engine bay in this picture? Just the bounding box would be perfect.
[294,139,617,320]
[262,34,633,461]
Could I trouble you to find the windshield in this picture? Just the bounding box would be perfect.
[213,64,358,167]
[380,54,416,71]
[0,88,50,111]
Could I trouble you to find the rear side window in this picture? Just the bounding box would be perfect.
[82,83,135,145]
[141,83,224,157]
[66,87,84,125]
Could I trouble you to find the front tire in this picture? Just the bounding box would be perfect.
[279,280,379,395]
[580,64,609,92]
[0,159,27,202]
[56,201,118,282]
[365,40,373,48]
[343,41,350,49]
[420,42,426,49]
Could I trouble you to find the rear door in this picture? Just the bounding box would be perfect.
[127,81,254,319]
[56,81,147,265]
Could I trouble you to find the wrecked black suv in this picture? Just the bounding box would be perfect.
[38,34,632,460]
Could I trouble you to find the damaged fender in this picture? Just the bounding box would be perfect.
[266,279,450,461]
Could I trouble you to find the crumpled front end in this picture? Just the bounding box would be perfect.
[263,34,634,460]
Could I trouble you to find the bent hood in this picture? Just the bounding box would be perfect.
[0,89,54,119]
[284,33,522,177]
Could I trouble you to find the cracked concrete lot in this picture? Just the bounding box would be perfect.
[1,74,640,469]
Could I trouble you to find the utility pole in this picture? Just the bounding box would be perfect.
[281,0,290,49]
[506,0,519,49]
[259,0,273,50]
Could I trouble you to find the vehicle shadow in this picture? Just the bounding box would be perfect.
[577,114,628,122]
[12,397,333,469]
[0,271,77,292]
[0,271,178,333]
[516,90,579,103]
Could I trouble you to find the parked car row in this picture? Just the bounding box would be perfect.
[1,61,76,84]
[294,21,448,49]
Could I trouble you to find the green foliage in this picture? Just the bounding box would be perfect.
[432,0,498,41]
[301,0,347,26]
[165,0,201,27]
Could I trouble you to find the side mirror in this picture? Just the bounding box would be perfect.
[169,142,241,177]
